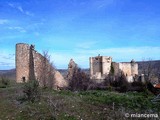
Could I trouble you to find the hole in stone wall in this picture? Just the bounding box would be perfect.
[22,77,26,82]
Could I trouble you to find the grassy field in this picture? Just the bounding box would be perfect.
[0,79,160,120]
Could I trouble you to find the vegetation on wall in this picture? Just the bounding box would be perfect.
[110,62,115,75]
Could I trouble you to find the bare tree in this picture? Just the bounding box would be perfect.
[141,58,160,84]
[68,65,90,91]
[48,62,56,88]
[141,58,154,82]
[39,51,55,88]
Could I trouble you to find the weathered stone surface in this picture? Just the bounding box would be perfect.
[16,43,30,82]
[90,55,138,83]
[16,43,68,89]
[67,59,78,80]
[54,71,68,89]
[90,56,112,79]
[112,61,138,77]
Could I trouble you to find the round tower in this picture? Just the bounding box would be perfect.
[16,43,30,82]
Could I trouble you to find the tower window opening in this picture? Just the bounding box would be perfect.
[22,77,26,82]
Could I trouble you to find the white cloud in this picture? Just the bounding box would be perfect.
[8,3,14,7]
[76,41,97,49]
[50,51,89,69]
[0,46,159,69]
[34,32,40,36]
[8,26,26,33]
[8,3,34,16]
[93,0,115,9]
[17,6,24,12]
[76,46,160,61]
[0,19,8,24]
[25,11,34,16]
[0,52,15,70]
[48,46,160,69]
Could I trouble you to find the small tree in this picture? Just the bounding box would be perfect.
[48,62,55,88]
[0,76,10,88]
[141,58,154,82]
[21,80,40,103]
[39,51,55,88]
[118,73,129,92]
[69,67,90,91]
[109,72,129,92]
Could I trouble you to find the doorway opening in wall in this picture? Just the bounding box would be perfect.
[22,77,26,82]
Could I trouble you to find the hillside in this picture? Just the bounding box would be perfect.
[0,69,16,80]
[0,82,159,120]
[137,60,160,75]
[137,60,160,69]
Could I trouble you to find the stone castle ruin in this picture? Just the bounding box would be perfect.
[90,55,138,82]
[16,43,139,89]
[90,56,112,80]
[16,43,68,89]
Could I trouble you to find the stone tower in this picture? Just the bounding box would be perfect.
[90,55,138,83]
[16,43,30,82]
[90,55,112,79]
[16,43,68,89]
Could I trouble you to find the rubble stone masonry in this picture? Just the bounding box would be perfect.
[90,55,138,82]
[16,43,68,89]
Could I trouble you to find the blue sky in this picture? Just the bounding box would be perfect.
[0,0,160,70]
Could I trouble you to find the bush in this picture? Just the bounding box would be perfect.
[69,67,90,91]
[104,74,114,86]
[119,74,129,92]
[0,76,10,88]
[18,80,40,103]
[131,81,144,87]
[109,74,129,92]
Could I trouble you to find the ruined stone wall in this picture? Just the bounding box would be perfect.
[16,43,52,83]
[119,62,138,82]
[90,55,138,82]
[33,51,57,87]
[33,51,47,85]
[119,63,132,76]
[93,57,102,74]
[113,62,138,77]
[102,56,112,75]
[67,59,78,80]
[16,43,30,82]
[90,56,112,79]
[131,62,138,76]
[16,43,68,89]
[112,62,120,76]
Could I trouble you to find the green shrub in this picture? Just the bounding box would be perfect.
[18,80,40,103]
[0,76,10,88]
